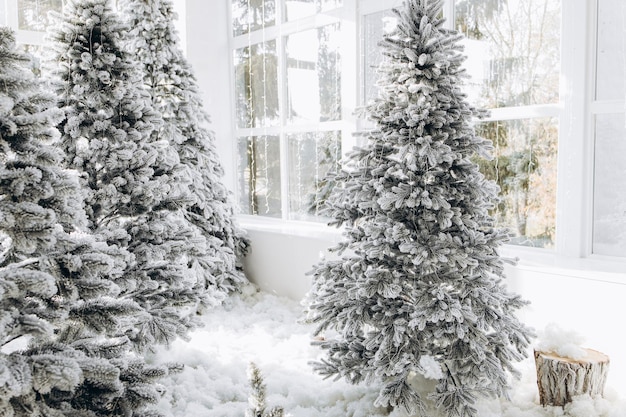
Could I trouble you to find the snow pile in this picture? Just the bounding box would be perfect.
[536,323,588,360]
[150,289,626,417]
[418,355,444,380]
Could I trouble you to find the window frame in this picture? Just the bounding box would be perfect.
[1,0,50,45]
[231,0,626,272]
[229,0,359,222]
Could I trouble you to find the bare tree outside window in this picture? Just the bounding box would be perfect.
[232,0,342,220]
[455,0,560,247]
[232,0,276,37]
[285,0,342,21]
[18,0,63,31]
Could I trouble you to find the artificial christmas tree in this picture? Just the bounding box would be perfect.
[0,27,168,417]
[44,0,205,351]
[120,0,248,302]
[306,1,533,416]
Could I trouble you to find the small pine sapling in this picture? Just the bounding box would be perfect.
[245,362,285,417]
[306,1,534,416]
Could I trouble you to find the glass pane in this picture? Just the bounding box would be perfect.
[320,0,341,12]
[455,0,561,108]
[234,40,279,128]
[593,113,626,256]
[285,0,342,21]
[237,136,282,218]
[18,0,63,31]
[475,118,558,248]
[286,23,341,124]
[17,44,43,77]
[362,10,399,105]
[231,0,276,37]
[287,131,341,220]
[596,0,625,100]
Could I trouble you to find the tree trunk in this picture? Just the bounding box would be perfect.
[534,348,609,407]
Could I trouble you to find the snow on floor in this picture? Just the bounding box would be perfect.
[150,287,626,417]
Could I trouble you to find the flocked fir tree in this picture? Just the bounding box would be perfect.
[44,0,206,352]
[0,27,172,417]
[119,0,249,303]
[306,1,533,416]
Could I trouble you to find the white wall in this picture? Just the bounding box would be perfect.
[182,1,237,191]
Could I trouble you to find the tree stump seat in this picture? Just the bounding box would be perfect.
[534,348,609,407]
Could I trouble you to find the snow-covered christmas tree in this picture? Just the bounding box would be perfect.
[120,0,249,303]
[306,1,533,416]
[0,26,169,417]
[44,0,206,351]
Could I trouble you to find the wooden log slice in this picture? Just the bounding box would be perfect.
[534,348,610,407]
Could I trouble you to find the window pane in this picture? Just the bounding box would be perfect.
[18,0,63,31]
[596,0,625,101]
[287,131,341,220]
[231,0,276,37]
[17,43,43,77]
[286,23,341,124]
[285,0,342,21]
[234,40,279,128]
[593,113,626,256]
[237,136,282,218]
[320,0,341,12]
[455,0,561,108]
[362,10,399,105]
[476,118,558,248]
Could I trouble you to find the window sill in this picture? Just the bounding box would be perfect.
[237,216,626,284]
[237,215,343,241]
[500,245,626,285]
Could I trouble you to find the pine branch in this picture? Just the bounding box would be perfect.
[245,362,284,417]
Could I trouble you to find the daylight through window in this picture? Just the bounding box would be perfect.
[231,0,346,221]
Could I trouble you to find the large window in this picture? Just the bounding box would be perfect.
[0,0,64,75]
[232,0,626,262]
[231,0,350,221]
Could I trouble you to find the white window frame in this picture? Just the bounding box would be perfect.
[229,0,359,224]
[231,0,626,274]
[1,0,50,46]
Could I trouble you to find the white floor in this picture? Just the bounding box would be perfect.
[151,287,626,417]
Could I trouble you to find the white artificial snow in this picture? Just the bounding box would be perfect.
[536,323,588,360]
[75,136,89,153]
[0,95,14,113]
[1,335,29,354]
[418,355,444,380]
[151,289,626,417]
